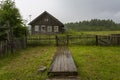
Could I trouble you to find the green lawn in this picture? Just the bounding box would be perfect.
[0,46,56,80]
[70,46,120,80]
[0,45,120,80]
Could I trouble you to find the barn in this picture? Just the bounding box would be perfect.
[28,11,64,34]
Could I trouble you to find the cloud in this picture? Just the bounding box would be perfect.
[15,0,120,23]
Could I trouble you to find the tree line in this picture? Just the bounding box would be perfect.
[65,19,120,31]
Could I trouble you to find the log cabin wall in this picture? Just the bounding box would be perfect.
[28,11,64,35]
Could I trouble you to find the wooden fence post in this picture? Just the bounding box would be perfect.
[0,41,2,56]
[119,36,120,45]
[96,35,98,46]
[117,36,120,45]
[67,35,69,46]
[56,35,58,46]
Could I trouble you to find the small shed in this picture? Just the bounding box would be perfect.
[28,11,64,34]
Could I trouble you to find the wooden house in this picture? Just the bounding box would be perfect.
[28,11,64,34]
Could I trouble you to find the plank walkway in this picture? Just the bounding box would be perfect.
[46,77,78,80]
[48,47,77,77]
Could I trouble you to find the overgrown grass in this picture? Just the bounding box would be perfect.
[70,46,120,80]
[0,46,56,80]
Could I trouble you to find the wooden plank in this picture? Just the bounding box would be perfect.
[48,47,77,76]
[46,78,78,80]
[47,75,78,80]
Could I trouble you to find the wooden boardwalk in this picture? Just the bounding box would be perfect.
[47,77,78,80]
[48,47,77,76]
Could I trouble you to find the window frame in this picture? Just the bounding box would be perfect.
[35,25,39,32]
[54,26,59,32]
[47,26,52,32]
[41,25,46,32]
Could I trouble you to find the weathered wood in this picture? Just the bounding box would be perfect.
[111,34,120,45]
[0,37,27,56]
[56,36,58,46]
[29,11,64,34]
[48,47,77,76]
[66,35,69,46]
[98,35,111,46]
[98,39,111,45]
[27,34,120,46]
[46,77,79,80]
[96,35,98,46]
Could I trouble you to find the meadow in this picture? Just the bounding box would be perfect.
[65,30,120,35]
[0,31,120,80]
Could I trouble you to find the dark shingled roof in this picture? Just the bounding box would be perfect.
[28,11,64,26]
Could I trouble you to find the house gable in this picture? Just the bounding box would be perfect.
[28,11,64,34]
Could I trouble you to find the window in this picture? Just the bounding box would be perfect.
[41,25,46,32]
[54,26,59,32]
[35,25,39,31]
[47,26,52,32]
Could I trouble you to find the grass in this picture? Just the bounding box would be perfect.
[0,39,120,80]
[65,30,120,35]
[80,31,120,35]
[1,46,120,80]
[28,31,120,38]
[70,45,120,80]
[0,46,56,80]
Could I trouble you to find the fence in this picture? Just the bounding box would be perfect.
[111,34,120,45]
[0,37,27,56]
[97,34,120,46]
[55,35,96,46]
[27,36,56,46]
[27,34,120,46]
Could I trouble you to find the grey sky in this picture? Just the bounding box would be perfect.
[15,0,120,23]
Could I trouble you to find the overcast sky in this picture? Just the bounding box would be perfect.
[14,0,120,23]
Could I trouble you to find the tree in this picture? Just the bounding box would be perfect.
[0,0,27,40]
[65,19,119,31]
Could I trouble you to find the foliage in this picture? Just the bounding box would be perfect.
[65,19,120,31]
[13,26,27,37]
[0,0,27,40]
